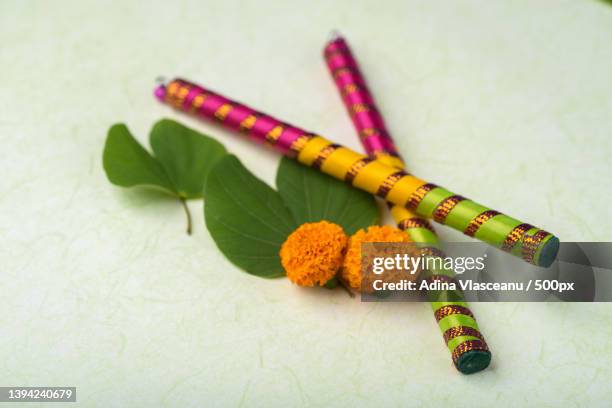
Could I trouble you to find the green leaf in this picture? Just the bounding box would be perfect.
[150,119,227,198]
[103,123,175,194]
[103,120,228,235]
[205,155,298,278]
[276,157,380,235]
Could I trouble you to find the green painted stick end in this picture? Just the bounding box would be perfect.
[537,235,560,268]
[456,350,491,374]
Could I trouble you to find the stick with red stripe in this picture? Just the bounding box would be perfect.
[324,32,490,374]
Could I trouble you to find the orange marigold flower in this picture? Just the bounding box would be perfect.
[341,225,412,289]
[280,221,348,287]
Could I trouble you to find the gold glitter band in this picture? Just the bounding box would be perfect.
[165,81,182,107]
[432,195,465,224]
[341,83,360,96]
[501,223,534,252]
[344,157,373,184]
[406,183,438,210]
[214,103,233,121]
[464,210,501,237]
[190,92,208,113]
[167,82,191,109]
[398,217,435,233]
[418,246,446,259]
[177,86,189,105]
[166,81,180,98]
[311,143,341,169]
[239,114,258,133]
[376,171,407,198]
[350,102,375,116]
[522,229,550,264]
[288,133,314,157]
[332,66,357,78]
[443,326,485,344]
[434,304,474,322]
[358,127,389,141]
[265,125,284,145]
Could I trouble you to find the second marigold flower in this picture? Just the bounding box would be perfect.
[341,225,412,290]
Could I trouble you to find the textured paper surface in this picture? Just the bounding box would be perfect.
[1,0,611,406]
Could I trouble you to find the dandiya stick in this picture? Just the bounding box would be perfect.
[324,33,490,373]
[153,78,559,268]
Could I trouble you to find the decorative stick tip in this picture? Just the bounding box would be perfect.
[327,30,343,42]
[153,77,167,102]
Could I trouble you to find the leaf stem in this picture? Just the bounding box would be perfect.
[179,197,192,235]
[337,278,355,298]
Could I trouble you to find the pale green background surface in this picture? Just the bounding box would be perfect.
[1,0,612,407]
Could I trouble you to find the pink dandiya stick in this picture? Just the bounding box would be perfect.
[324,32,491,374]
[324,32,403,167]
[154,80,304,156]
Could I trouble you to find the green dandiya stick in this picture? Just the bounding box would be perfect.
[154,78,560,268]
[324,33,491,374]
